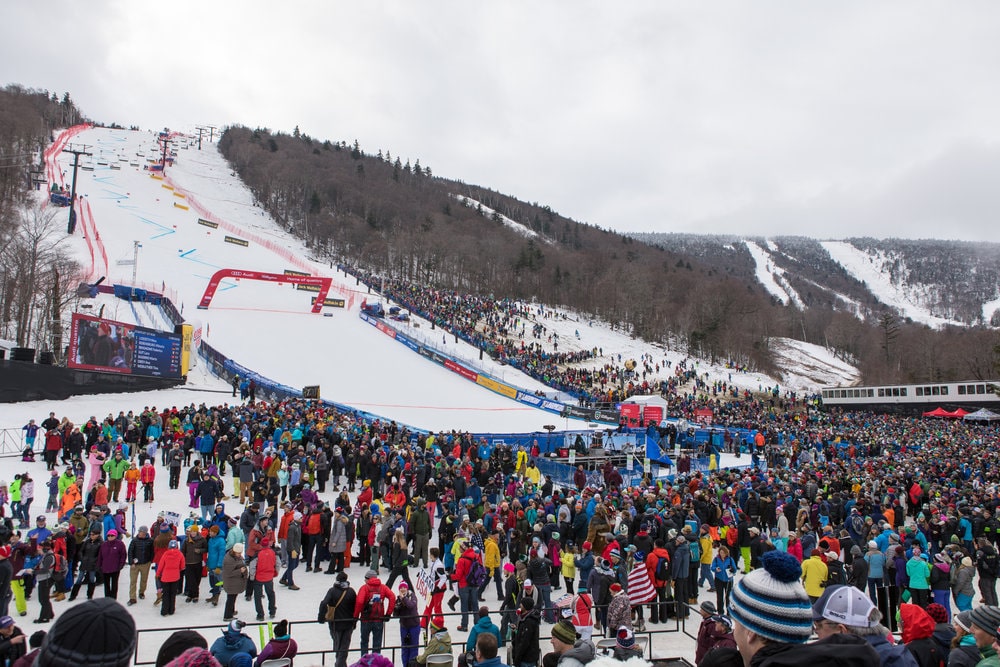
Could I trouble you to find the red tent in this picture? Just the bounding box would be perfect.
[947,408,970,418]
[923,407,951,418]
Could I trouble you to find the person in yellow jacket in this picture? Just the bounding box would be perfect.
[524,461,541,487]
[484,532,503,599]
[515,448,528,476]
[800,548,829,603]
[560,546,577,593]
[698,529,715,592]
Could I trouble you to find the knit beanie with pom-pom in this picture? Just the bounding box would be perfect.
[729,550,813,644]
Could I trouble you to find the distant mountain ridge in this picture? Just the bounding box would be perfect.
[631,233,1000,329]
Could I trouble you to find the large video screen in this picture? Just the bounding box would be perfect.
[67,313,182,378]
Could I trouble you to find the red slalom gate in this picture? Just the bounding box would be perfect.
[197,269,333,314]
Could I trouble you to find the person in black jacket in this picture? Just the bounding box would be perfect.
[0,616,26,664]
[318,573,356,667]
[511,597,540,667]
[69,527,102,601]
[127,525,155,605]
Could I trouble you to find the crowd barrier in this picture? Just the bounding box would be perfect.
[358,311,619,426]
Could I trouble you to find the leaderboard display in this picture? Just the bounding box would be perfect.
[67,313,183,378]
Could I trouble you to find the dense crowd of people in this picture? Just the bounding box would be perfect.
[346,265,767,408]
[3,380,1000,667]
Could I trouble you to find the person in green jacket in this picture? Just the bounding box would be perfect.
[57,467,77,499]
[102,451,130,503]
[905,547,931,608]
[417,615,453,665]
[968,604,1000,667]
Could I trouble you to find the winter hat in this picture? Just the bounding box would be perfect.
[336,572,349,583]
[430,615,445,631]
[164,648,222,667]
[260,537,271,548]
[867,540,878,550]
[615,626,636,650]
[232,542,244,554]
[503,563,516,573]
[36,598,136,667]
[399,582,409,590]
[228,619,246,634]
[609,583,623,594]
[551,620,578,645]
[926,604,949,625]
[0,616,13,629]
[729,550,813,644]
[273,620,289,638]
[955,610,974,632]
[155,630,208,667]
[970,605,1000,638]
[523,579,533,589]
[365,570,379,580]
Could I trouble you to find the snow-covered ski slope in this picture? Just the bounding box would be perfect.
[49,127,571,432]
[46,126,858,432]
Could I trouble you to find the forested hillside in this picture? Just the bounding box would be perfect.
[218,126,999,385]
[0,85,86,350]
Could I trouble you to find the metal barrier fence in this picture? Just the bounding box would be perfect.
[134,604,692,665]
[0,428,25,458]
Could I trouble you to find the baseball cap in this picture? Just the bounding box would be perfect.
[812,585,876,627]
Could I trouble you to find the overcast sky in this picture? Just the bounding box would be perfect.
[3,1,999,241]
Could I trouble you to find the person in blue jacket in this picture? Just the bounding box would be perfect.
[206,525,227,605]
[210,620,258,665]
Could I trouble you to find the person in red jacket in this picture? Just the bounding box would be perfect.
[452,542,482,632]
[253,538,280,621]
[645,539,672,624]
[354,570,396,655]
[156,539,185,616]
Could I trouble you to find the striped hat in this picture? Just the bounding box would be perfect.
[729,550,812,644]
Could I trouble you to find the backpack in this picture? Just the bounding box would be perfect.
[689,539,701,563]
[654,556,671,582]
[981,550,1000,577]
[826,560,846,586]
[466,556,488,588]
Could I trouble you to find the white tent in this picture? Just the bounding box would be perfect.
[963,408,1000,422]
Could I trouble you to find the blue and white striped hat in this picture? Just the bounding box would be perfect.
[729,550,813,644]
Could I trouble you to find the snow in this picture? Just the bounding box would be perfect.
[820,241,961,329]
[744,241,804,309]
[451,194,542,241]
[767,337,860,389]
[35,125,856,434]
[0,125,859,664]
[983,294,1000,325]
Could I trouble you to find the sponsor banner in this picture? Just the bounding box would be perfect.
[284,269,310,277]
[477,375,517,399]
[396,333,420,352]
[296,283,320,292]
[197,218,218,229]
[542,399,564,412]
[302,385,320,399]
[417,346,433,360]
[444,359,478,381]
[592,408,618,423]
[67,312,182,379]
[561,405,594,420]
[516,391,543,407]
[694,407,714,425]
[643,406,664,425]
[620,403,641,426]
[224,235,248,247]
[310,297,346,308]
[375,321,397,339]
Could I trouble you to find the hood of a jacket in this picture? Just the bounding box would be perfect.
[562,639,596,664]
[900,603,935,643]
[475,616,495,631]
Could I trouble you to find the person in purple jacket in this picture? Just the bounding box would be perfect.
[97,529,128,600]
